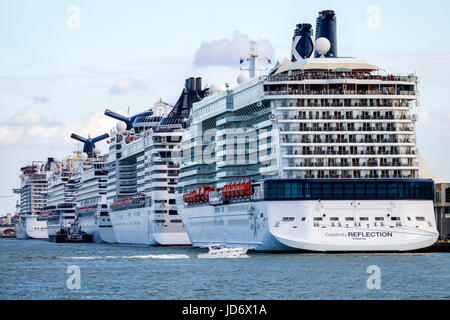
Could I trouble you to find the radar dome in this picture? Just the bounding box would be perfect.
[209,84,224,94]
[237,73,250,84]
[94,148,101,156]
[315,37,331,57]
[80,153,88,160]
[116,122,126,132]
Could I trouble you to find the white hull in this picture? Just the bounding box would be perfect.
[109,207,190,245]
[77,214,102,243]
[25,216,48,239]
[177,197,439,252]
[98,226,117,243]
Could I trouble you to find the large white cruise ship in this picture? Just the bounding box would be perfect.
[70,134,117,243]
[44,158,78,242]
[105,79,205,245]
[14,159,56,239]
[176,10,439,252]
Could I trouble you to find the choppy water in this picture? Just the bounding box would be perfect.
[0,239,448,300]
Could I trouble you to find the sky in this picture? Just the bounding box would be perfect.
[1,0,450,212]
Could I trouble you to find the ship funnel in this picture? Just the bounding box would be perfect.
[291,23,314,62]
[70,133,109,158]
[315,10,337,58]
[195,77,202,91]
[104,109,153,130]
[160,77,206,125]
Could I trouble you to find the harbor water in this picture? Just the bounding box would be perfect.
[0,239,448,300]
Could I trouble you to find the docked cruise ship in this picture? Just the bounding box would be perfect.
[70,133,117,243]
[44,158,78,242]
[105,80,205,245]
[14,159,54,239]
[176,10,439,252]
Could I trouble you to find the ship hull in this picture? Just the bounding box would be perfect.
[25,216,48,239]
[98,224,117,243]
[109,207,190,245]
[77,213,103,243]
[176,197,438,252]
[109,207,156,245]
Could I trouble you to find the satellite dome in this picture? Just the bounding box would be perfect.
[80,152,88,160]
[237,73,250,84]
[315,38,331,57]
[94,148,101,156]
[116,122,126,132]
[209,84,224,94]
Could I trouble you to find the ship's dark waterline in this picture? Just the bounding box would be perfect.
[1,239,448,300]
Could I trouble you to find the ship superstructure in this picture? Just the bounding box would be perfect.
[176,10,438,252]
[106,78,205,245]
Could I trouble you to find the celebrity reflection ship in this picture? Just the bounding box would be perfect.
[176,10,439,251]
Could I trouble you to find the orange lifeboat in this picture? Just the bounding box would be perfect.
[204,186,214,201]
[231,184,238,198]
[238,183,244,197]
[243,181,251,197]
[223,185,229,198]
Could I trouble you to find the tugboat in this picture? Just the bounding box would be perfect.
[65,218,93,243]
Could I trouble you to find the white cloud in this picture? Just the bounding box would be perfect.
[416,111,450,142]
[0,126,23,144]
[193,31,275,67]
[10,107,45,126]
[0,108,122,152]
[109,78,146,94]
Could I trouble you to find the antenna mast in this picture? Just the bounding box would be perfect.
[240,41,271,78]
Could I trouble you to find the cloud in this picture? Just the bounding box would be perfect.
[109,78,146,94]
[32,96,50,104]
[193,31,275,67]
[10,107,45,126]
[416,111,450,140]
[0,107,122,151]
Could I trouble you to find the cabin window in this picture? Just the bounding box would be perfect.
[375,217,384,221]
[359,217,369,221]
[330,217,339,221]
[345,217,355,221]
[415,217,425,221]
[391,217,400,221]
[313,217,323,221]
[282,217,295,221]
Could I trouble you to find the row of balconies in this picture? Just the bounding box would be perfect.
[280,126,411,133]
[283,161,418,168]
[283,149,415,156]
[265,89,416,97]
[266,73,415,83]
[285,171,417,179]
[279,114,411,121]
[281,138,414,144]
[275,102,410,108]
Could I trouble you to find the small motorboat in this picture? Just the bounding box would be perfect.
[198,243,248,258]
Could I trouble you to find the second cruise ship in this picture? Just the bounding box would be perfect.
[105,78,205,245]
